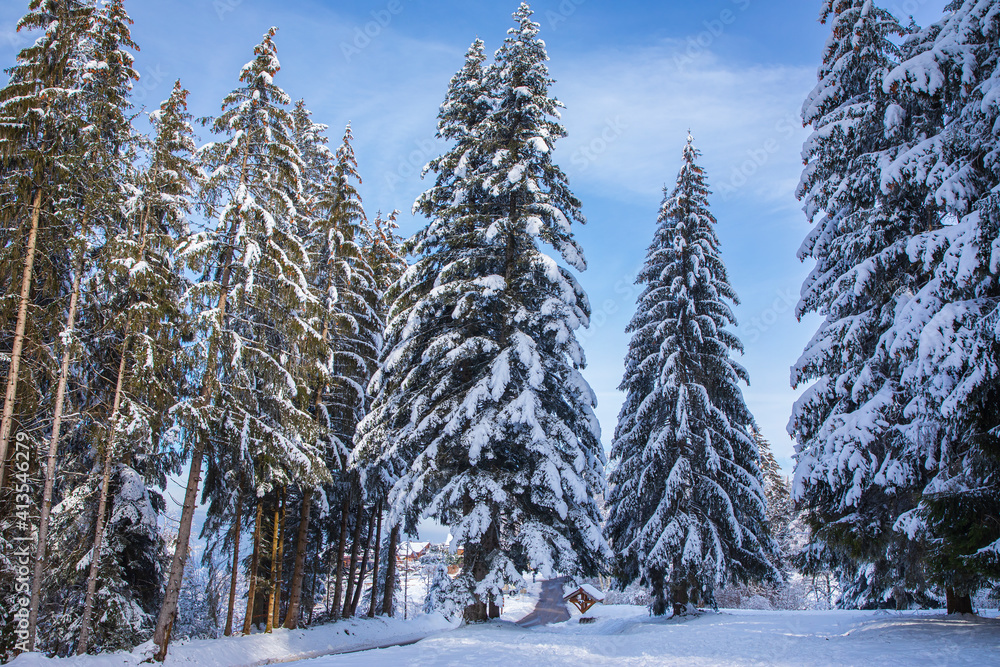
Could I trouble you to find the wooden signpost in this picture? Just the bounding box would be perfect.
[564,584,605,623]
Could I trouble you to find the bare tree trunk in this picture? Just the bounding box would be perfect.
[332,493,350,617]
[367,503,383,618]
[671,581,690,617]
[28,254,82,652]
[462,494,497,623]
[78,284,137,655]
[0,189,43,492]
[153,146,246,662]
[307,547,319,626]
[348,508,376,617]
[946,588,974,615]
[382,526,399,617]
[343,500,364,617]
[242,502,263,635]
[76,205,156,653]
[273,490,287,625]
[265,499,281,633]
[224,485,244,636]
[282,489,313,629]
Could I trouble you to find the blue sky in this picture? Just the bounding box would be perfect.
[1,0,948,481]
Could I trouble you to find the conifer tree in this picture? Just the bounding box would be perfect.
[357,4,609,622]
[0,0,92,496]
[755,431,795,568]
[153,28,328,660]
[19,0,154,654]
[790,0,937,608]
[606,136,777,616]
[75,73,195,653]
[883,0,1000,613]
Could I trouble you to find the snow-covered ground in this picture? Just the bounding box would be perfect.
[8,614,456,667]
[10,601,999,666]
[500,581,541,622]
[304,605,1000,667]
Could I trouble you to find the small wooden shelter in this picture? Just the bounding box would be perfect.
[564,584,605,615]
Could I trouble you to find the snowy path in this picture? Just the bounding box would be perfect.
[299,606,1000,666]
[7,615,457,667]
[516,577,572,628]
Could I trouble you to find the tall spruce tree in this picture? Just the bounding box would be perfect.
[883,0,1000,612]
[356,4,609,622]
[790,0,938,608]
[0,0,93,501]
[1,0,93,652]
[154,28,329,659]
[73,74,195,654]
[605,136,777,616]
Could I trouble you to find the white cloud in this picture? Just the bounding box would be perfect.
[552,41,815,208]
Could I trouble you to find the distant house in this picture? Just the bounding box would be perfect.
[398,541,430,565]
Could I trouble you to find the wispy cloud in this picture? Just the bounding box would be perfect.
[553,42,814,209]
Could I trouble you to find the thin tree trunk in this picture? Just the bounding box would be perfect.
[242,502,263,635]
[78,304,133,654]
[153,142,247,663]
[282,489,313,629]
[307,546,319,626]
[342,500,364,618]
[265,499,281,633]
[273,489,287,625]
[332,493,351,617]
[0,188,43,492]
[382,525,399,617]
[367,503,383,618]
[348,508,376,617]
[76,206,154,652]
[28,253,82,652]
[224,484,244,636]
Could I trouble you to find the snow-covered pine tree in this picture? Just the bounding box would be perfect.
[63,77,198,654]
[0,0,94,653]
[790,0,938,609]
[366,211,407,295]
[754,431,795,569]
[17,0,169,655]
[68,3,187,655]
[0,0,93,503]
[154,28,329,660]
[357,4,608,622]
[605,136,777,616]
[882,0,1000,613]
[292,118,379,621]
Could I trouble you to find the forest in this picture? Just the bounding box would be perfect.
[0,0,998,663]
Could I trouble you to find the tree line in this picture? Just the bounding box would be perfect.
[0,1,406,660]
[2,0,997,662]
